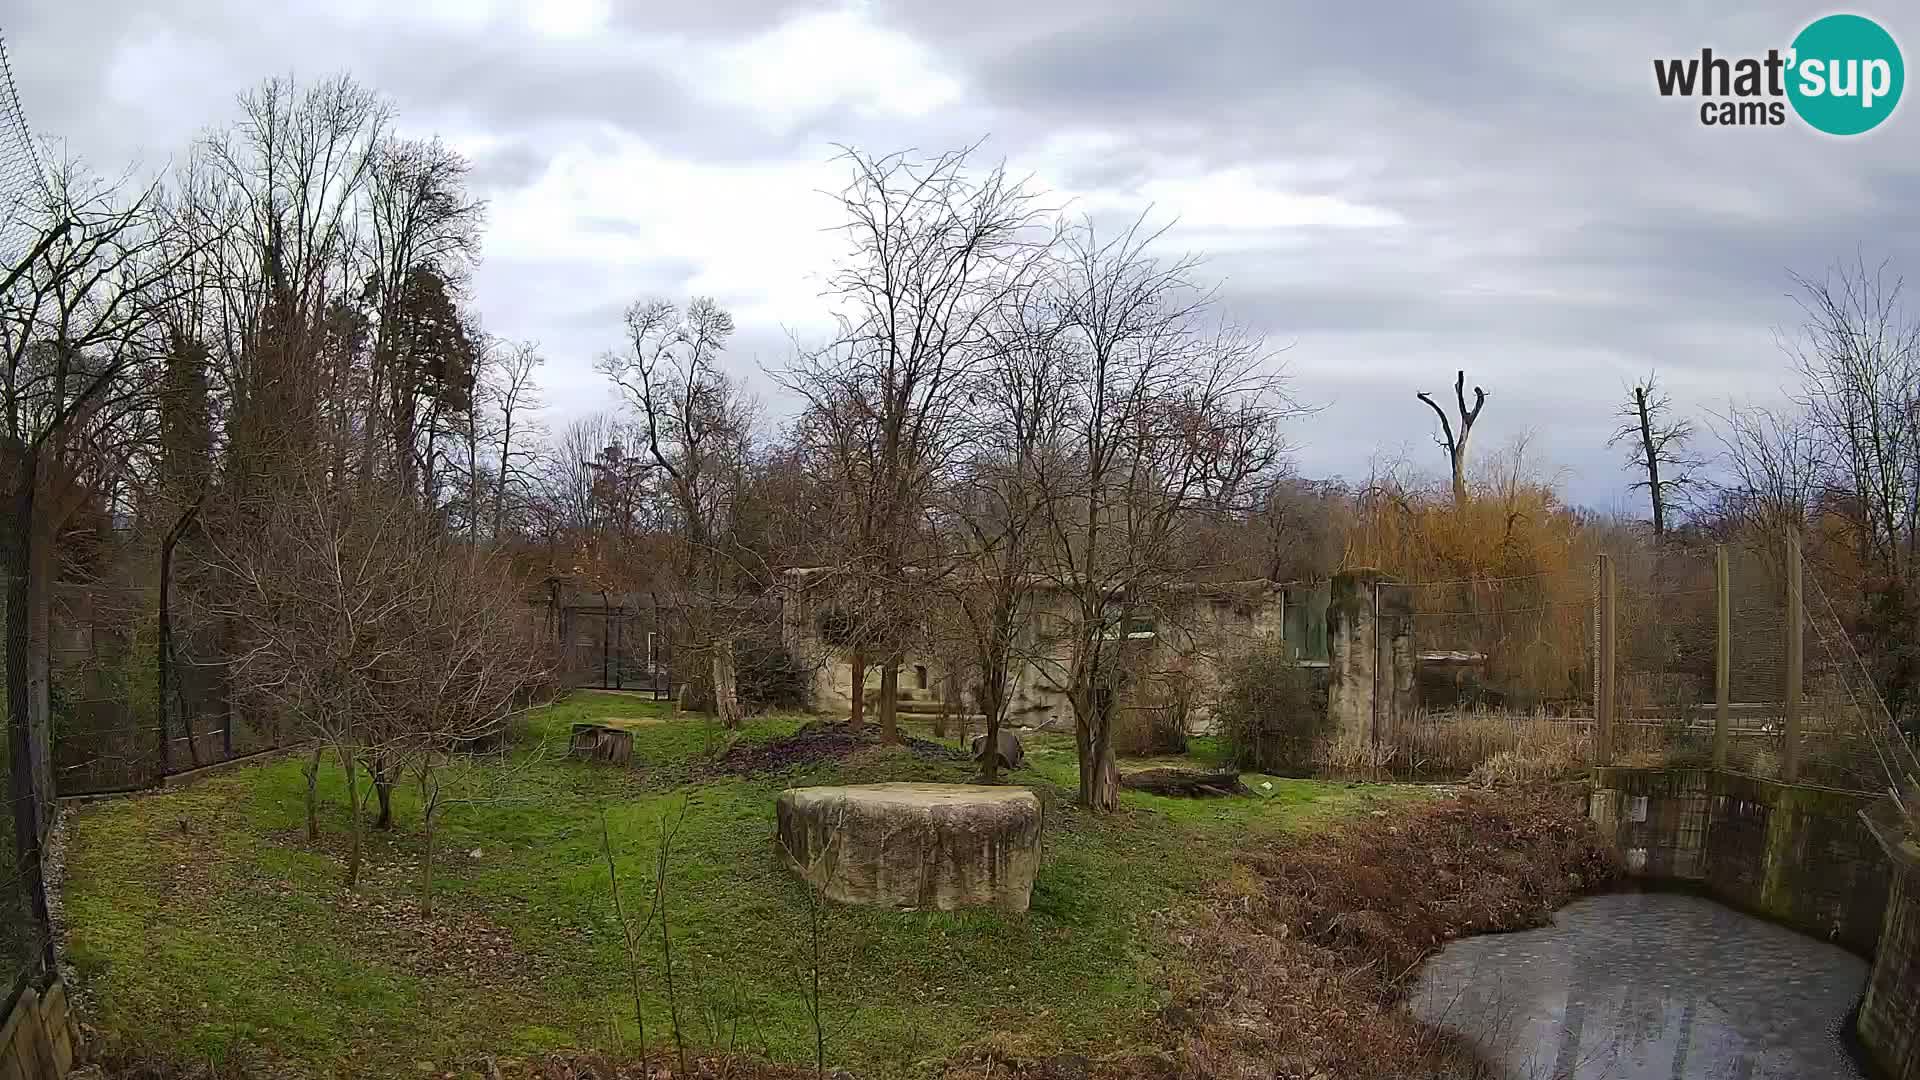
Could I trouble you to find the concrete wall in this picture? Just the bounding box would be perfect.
[781,576,1292,731]
[1591,768,1920,1078]
[1325,570,1415,753]
[1858,810,1920,1080]
[0,979,77,1080]
[1587,767,1888,952]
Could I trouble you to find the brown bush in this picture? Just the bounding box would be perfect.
[1396,708,1591,779]
[1154,785,1617,1080]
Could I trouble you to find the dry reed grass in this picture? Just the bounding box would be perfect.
[1330,708,1593,781]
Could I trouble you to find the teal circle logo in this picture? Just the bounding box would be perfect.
[1787,14,1904,135]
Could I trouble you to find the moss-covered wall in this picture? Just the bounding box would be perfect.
[1858,821,1920,1080]
[1588,767,1887,953]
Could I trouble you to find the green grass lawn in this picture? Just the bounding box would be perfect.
[62,692,1400,1078]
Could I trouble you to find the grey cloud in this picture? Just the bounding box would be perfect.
[7,0,1915,515]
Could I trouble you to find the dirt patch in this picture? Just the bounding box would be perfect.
[701,720,967,777]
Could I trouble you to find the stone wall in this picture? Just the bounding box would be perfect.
[0,978,77,1080]
[1587,767,1888,952]
[1325,570,1415,753]
[1858,805,1920,1080]
[780,573,1293,730]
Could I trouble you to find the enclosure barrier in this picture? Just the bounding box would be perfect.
[1376,533,1909,793]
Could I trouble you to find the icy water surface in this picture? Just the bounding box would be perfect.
[1410,892,1869,1079]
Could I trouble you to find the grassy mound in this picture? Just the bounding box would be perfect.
[62,692,1395,1078]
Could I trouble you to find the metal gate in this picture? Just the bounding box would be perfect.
[559,605,673,698]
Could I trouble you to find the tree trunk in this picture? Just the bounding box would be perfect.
[978,679,1004,783]
[958,682,972,748]
[157,532,173,773]
[878,660,899,744]
[1635,387,1666,538]
[419,766,439,918]
[158,500,205,771]
[848,649,866,733]
[422,804,435,917]
[303,744,323,842]
[372,753,396,831]
[3,470,55,976]
[934,671,956,739]
[25,492,54,820]
[1450,446,1468,508]
[343,744,365,888]
[711,636,743,730]
[1078,688,1120,811]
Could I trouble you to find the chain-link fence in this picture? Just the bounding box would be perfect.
[1,25,51,1012]
[1602,539,1901,790]
[47,580,283,796]
[0,32,45,270]
[1381,536,1914,793]
[1389,570,1597,778]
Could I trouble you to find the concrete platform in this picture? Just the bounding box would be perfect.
[775,783,1043,911]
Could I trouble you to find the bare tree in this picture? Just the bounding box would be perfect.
[1609,372,1698,538]
[1032,217,1296,810]
[3,155,189,841]
[200,470,539,886]
[361,135,483,502]
[204,75,388,499]
[598,297,756,727]
[1708,402,1825,542]
[927,277,1070,780]
[1785,257,1920,580]
[485,339,544,542]
[782,144,1053,743]
[1417,370,1487,506]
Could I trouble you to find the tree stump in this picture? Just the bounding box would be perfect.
[569,723,634,766]
[775,783,1043,911]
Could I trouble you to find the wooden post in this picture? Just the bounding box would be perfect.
[1714,544,1731,769]
[1783,530,1804,782]
[1597,554,1616,767]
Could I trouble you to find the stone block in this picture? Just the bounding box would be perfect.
[776,783,1042,911]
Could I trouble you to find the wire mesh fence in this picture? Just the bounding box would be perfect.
[1382,537,1915,793]
[47,580,282,796]
[1,27,51,1010]
[0,31,45,271]
[556,604,673,695]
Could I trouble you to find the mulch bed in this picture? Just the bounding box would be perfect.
[700,720,968,777]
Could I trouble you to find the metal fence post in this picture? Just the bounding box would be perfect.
[1597,553,1616,767]
[1369,577,1381,758]
[1714,544,1730,769]
[1783,530,1804,782]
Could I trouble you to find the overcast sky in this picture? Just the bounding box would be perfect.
[8,1,1916,510]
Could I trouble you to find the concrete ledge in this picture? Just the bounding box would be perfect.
[1858,799,1920,1080]
[1588,766,1886,952]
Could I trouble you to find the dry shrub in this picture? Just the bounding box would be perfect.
[1317,736,1399,776]
[1397,708,1590,778]
[1113,668,1197,757]
[1216,640,1328,775]
[1465,747,1579,787]
[1153,786,1617,1080]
